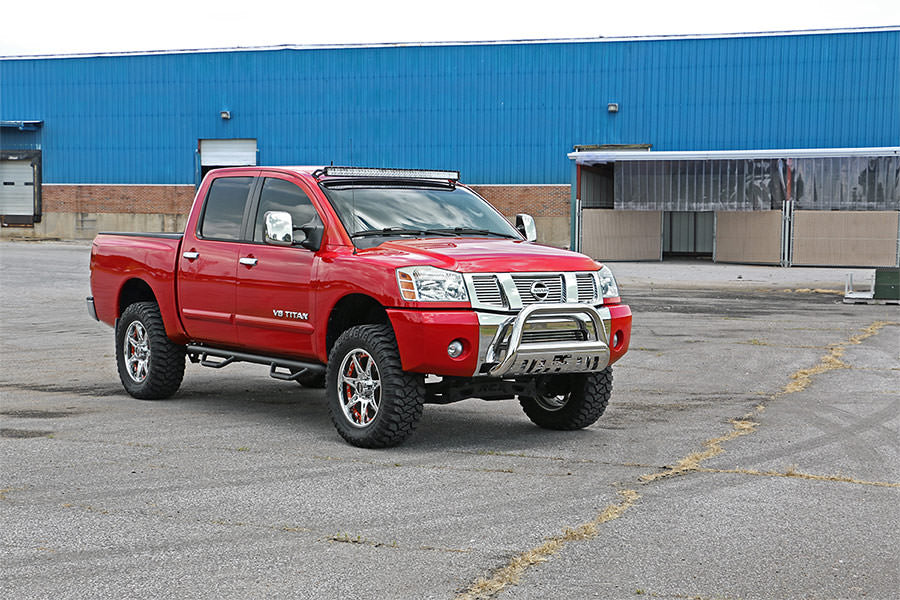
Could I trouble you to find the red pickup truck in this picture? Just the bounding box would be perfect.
[89,166,631,447]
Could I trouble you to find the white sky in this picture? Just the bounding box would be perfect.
[1,0,898,56]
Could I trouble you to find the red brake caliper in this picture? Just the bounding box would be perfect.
[345,361,361,422]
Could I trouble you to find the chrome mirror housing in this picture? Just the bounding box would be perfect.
[515,213,537,242]
[264,211,293,246]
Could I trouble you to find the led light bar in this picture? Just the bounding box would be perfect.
[322,166,459,181]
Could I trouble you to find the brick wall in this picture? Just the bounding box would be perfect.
[41,184,571,219]
[468,185,571,218]
[43,185,195,214]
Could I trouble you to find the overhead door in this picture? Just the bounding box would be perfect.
[0,160,35,219]
[199,139,258,181]
[199,139,257,167]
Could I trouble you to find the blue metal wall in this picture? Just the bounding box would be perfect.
[1,30,897,185]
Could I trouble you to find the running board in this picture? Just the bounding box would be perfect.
[186,345,325,382]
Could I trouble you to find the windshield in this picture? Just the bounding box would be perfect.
[320,183,521,247]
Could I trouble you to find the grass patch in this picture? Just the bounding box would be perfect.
[457,490,640,600]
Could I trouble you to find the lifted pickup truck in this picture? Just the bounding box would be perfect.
[89,166,631,447]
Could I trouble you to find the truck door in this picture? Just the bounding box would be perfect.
[177,175,255,345]
[235,176,320,358]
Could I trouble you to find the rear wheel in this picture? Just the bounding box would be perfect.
[519,368,612,430]
[326,324,424,448]
[115,301,185,400]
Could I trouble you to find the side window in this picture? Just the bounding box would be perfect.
[254,178,320,243]
[199,176,253,240]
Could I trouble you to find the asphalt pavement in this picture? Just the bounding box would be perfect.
[1,241,897,600]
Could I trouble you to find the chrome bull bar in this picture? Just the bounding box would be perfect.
[480,303,611,378]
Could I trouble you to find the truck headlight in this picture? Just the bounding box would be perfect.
[597,265,619,299]
[397,266,469,302]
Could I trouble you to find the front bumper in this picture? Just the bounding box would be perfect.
[477,303,612,377]
[388,302,631,378]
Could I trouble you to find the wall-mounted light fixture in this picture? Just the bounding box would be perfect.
[220,110,231,120]
[607,103,619,113]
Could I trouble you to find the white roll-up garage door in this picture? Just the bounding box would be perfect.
[199,139,258,166]
[0,160,35,216]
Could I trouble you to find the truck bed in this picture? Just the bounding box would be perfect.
[90,232,185,339]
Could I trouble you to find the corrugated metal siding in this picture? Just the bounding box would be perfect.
[1,30,898,184]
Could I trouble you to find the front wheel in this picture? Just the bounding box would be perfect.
[519,368,612,430]
[326,324,425,448]
[115,301,185,400]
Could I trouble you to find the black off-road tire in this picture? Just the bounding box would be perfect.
[326,324,424,448]
[115,301,186,400]
[295,370,326,388]
[519,368,613,430]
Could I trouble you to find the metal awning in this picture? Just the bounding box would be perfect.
[0,120,43,131]
[569,146,900,165]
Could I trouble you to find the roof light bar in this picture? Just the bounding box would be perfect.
[322,166,459,181]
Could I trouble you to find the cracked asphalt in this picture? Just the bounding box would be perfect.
[1,241,897,600]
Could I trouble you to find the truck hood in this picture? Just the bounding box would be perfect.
[371,238,601,273]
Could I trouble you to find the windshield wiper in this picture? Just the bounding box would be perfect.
[351,227,455,238]
[425,227,519,239]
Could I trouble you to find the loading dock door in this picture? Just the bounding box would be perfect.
[0,160,35,224]
[199,139,257,180]
[663,211,714,257]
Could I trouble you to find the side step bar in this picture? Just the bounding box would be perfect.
[186,345,326,382]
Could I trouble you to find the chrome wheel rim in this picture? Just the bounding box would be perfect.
[124,321,150,383]
[534,393,569,412]
[338,348,381,428]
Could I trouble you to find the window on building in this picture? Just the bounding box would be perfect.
[199,176,253,240]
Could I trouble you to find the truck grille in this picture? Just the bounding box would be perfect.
[471,275,505,307]
[512,275,565,305]
[466,271,603,311]
[575,273,598,303]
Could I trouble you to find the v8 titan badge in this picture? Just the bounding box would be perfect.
[273,309,309,321]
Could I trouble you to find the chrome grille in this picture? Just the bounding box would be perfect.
[575,273,598,303]
[521,329,588,344]
[512,275,565,305]
[471,275,505,307]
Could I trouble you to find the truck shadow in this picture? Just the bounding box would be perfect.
[164,381,591,451]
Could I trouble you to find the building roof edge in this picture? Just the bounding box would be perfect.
[2,26,897,61]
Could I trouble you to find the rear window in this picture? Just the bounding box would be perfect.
[200,177,253,240]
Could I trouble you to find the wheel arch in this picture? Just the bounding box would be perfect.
[116,277,187,343]
[325,293,391,358]
[117,278,157,315]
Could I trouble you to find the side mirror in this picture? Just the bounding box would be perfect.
[516,213,537,242]
[297,222,324,252]
[264,211,293,246]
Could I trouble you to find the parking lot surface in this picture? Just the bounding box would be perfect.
[1,241,897,600]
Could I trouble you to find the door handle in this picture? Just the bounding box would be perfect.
[239,257,258,266]
[183,251,200,260]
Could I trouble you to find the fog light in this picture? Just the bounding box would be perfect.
[612,331,624,351]
[447,340,464,358]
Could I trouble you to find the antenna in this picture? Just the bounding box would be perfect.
[349,137,356,239]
